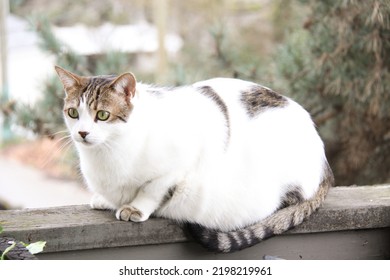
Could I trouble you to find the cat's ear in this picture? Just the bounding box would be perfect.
[110,73,137,99]
[54,66,83,94]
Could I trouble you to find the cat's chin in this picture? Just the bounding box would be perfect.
[75,139,100,148]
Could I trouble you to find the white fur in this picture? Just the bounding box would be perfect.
[65,78,327,231]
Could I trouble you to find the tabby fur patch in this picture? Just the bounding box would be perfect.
[241,85,288,118]
[65,75,133,123]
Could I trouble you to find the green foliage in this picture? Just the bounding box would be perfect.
[12,0,136,27]
[273,29,313,94]
[13,76,65,136]
[171,22,265,86]
[0,243,16,260]
[0,241,46,260]
[95,51,135,76]
[30,16,87,73]
[274,0,390,184]
[24,241,47,255]
[0,224,46,260]
[312,1,389,114]
[278,0,390,112]
[9,0,26,13]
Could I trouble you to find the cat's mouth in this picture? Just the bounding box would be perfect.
[81,140,93,146]
[74,134,104,148]
[75,137,95,147]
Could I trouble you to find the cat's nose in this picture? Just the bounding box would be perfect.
[78,131,89,139]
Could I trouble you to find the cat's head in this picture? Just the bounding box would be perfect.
[55,66,136,148]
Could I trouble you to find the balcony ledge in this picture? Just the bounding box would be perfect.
[1,185,389,260]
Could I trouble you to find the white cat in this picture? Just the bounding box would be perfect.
[55,66,333,252]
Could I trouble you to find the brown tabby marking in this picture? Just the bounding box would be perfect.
[159,185,177,207]
[241,85,288,118]
[198,86,231,147]
[280,187,304,209]
[64,75,133,123]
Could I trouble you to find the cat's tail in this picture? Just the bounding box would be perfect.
[187,162,334,253]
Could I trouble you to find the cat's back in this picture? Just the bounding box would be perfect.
[192,77,325,180]
[192,77,311,126]
[193,77,256,92]
[192,77,256,104]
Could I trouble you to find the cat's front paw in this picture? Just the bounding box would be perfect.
[116,205,148,222]
[90,193,115,210]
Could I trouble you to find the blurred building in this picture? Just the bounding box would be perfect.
[6,14,182,104]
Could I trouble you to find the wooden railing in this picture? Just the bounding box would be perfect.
[1,185,389,260]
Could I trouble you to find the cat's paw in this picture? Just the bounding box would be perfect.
[90,194,114,210]
[115,205,148,222]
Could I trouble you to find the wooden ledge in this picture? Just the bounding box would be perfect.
[1,185,389,256]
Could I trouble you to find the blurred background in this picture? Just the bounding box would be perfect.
[0,0,389,209]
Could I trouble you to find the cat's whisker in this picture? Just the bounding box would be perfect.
[60,139,75,158]
[58,138,73,151]
[46,133,73,149]
[52,129,68,135]
[40,136,74,170]
[56,134,72,144]
[44,130,69,139]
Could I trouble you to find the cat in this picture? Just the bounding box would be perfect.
[55,65,334,253]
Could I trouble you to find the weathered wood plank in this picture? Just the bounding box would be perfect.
[0,206,187,252]
[289,185,390,233]
[39,228,390,260]
[0,185,389,255]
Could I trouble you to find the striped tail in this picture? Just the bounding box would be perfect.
[188,162,334,253]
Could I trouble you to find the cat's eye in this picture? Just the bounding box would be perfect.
[68,108,79,119]
[96,110,110,121]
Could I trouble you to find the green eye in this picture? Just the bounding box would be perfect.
[68,108,79,119]
[96,110,110,121]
